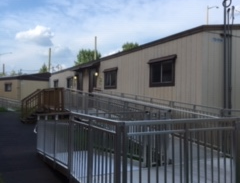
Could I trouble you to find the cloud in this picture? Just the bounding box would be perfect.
[15,25,54,46]
[0,0,229,74]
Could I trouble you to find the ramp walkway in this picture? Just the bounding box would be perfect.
[0,111,68,183]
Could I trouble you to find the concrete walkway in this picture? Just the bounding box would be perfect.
[0,111,68,183]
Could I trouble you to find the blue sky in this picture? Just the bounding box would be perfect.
[0,0,239,74]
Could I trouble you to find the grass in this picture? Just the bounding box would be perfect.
[0,107,20,112]
[0,174,4,183]
[0,107,8,112]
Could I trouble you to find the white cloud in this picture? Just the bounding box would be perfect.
[15,25,54,46]
[0,0,237,74]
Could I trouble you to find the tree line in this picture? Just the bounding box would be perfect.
[0,42,139,76]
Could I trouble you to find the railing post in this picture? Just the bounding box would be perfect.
[84,93,89,114]
[87,120,93,183]
[121,122,127,183]
[184,124,189,183]
[170,101,174,108]
[43,115,48,160]
[68,115,74,182]
[114,122,124,183]
[53,114,58,168]
[234,120,240,183]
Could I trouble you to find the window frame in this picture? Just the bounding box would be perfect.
[103,67,118,89]
[5,83,12,92]
[148,54,177,87]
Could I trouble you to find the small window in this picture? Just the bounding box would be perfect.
[53,80,59,88]
[104,67,118,89]
[66,77,73,88]
[5,83,12,92]
[148,55,177,87]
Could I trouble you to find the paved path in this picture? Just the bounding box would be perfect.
[0,111,68,183]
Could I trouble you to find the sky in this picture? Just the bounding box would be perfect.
[0,0,239,75]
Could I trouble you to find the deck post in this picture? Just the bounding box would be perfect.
[234,120,240,183]
[121,123,127,183]
[87,120,93,183]
[68,115,74,182]
[114,122,124,183]
[184,124,189,183]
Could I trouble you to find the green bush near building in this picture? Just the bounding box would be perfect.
[0,174,4,183]
[0,107,8,112]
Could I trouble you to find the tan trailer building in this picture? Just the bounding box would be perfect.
[50,60,99,93]
[0,72,50,101]
[96,25,240,109]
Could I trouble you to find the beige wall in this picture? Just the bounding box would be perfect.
[50,70,76,89]
[230,29,240,109]
[20,80,49,99]
[82,70,89,92]
[0,79,49,100]
[98,30,240,109]
[50,69,90,92]
[0,79,20,100]
[99,32,206,106]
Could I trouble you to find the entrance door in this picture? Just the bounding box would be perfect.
[89,69,97,93]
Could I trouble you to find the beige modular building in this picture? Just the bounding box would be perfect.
[50,25,240,109]
[50,60,99,93]
[96,25,240,109]
[0,72,51,101]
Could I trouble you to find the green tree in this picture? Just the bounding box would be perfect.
[18,69,23,75]
[10,70,17,76]
[39,63,48,73]
[75,49,101,65]
[122,42,139,51]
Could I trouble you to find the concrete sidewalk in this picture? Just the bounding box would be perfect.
[0,111,68,183]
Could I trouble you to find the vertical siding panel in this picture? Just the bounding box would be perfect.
[202,31,223,108]
[98,28,239,109]
[231,30,240,109]
[195,33,203,105]
[201,33,209,106]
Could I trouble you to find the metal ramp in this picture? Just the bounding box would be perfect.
[64,89,173,121]
[35,89,239,183]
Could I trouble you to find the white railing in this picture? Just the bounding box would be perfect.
[0,97,20,110]
[64,89,218,120]
[93,90,240,117]
[36,112,240,183]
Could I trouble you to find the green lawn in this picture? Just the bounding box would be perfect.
[0,174,4,183]
[0,107,8,112]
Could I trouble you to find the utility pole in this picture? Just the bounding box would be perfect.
[48,48,51,72]
[94,36,97,60]
[206,6,219,24]
[0,52,12,76]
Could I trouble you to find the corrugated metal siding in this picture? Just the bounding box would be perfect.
[231,29,240,109]
[98,29,240,109]
[201,31,224,108]
[0,80,19,100]
[20,80,49,100]
[0,79,49,101]
[83,70,89,92]
[99,32,207,105]
[50,70,75,88]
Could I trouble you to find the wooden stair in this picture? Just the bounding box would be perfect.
[21,88,65,124]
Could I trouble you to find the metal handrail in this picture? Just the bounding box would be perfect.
[93,90,240,117]
[36,112,239,183]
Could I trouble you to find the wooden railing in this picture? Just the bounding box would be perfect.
[21,88,65,123]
